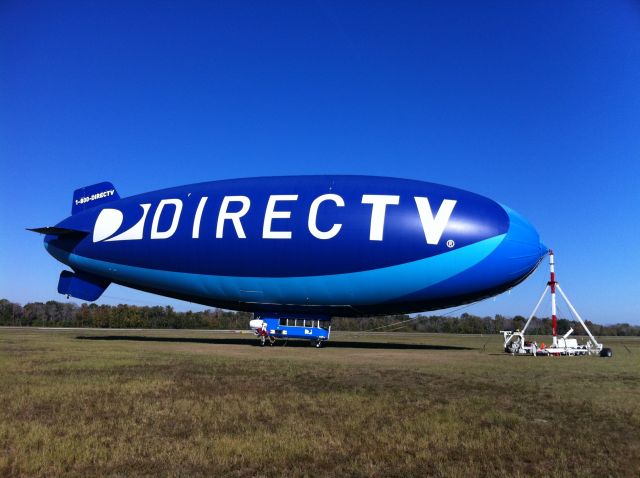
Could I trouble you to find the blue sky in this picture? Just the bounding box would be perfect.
[1,1,639,323]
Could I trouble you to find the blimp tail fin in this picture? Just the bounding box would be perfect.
[58,270,110,301]
[71,182,120,215]
[27,226,89,237]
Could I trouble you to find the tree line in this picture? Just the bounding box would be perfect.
[1,299,638,336]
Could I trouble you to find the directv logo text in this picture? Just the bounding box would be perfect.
[93,194,457,245]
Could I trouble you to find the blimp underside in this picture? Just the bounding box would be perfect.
[34,176,547,337]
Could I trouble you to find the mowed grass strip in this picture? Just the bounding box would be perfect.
[0,329,639,477]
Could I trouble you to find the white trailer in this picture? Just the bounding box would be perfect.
[502,251,612,358]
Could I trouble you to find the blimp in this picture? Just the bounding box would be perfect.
[31,176,547,346]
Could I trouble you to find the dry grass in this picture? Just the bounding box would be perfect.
[1,328,639,477]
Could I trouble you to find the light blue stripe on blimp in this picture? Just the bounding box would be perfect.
[48,234,505,306]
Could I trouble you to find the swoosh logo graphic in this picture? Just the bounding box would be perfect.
[47,234,505,305]
[93,205,151,242]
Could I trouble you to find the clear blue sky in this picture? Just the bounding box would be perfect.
[1,1,639,323]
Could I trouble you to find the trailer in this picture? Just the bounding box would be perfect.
[502,250,612,358]
[250,314,331,347]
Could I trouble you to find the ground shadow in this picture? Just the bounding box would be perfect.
[76,335,473,351]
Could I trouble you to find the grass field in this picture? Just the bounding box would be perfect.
[1,328,639,477]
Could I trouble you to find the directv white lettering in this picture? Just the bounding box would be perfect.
[361,194,400,241]
[216,196,250,239]
[192,196,208,239]
[414,197,457,245]
[150,199,183,239]
[93,192,458,245]
[308,194,344,240]
[263,195,298,239]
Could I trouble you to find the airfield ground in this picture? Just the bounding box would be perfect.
[1,328,639,477]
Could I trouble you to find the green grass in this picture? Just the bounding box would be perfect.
[1,328,639,477]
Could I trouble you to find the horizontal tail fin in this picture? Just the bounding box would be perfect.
[58,270,110,301]
[27,226,89,237]
[72,182,119,215]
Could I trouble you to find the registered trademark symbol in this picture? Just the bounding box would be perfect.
[446,239,455,248]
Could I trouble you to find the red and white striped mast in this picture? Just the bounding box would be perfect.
[548,250,558,346]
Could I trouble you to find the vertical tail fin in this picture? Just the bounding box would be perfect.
[71,182,120,215]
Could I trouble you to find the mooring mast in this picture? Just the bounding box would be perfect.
[502,250,611,357]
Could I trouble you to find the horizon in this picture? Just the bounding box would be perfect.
[2,293,637,328]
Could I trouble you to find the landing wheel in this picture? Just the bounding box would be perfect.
[600,348,613,358]
[506,337,521,354]
[314,339,323,348]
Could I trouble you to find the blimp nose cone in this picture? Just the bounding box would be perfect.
[249,319,264,330]
[499,205,548,281]
[540,242,550,255]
